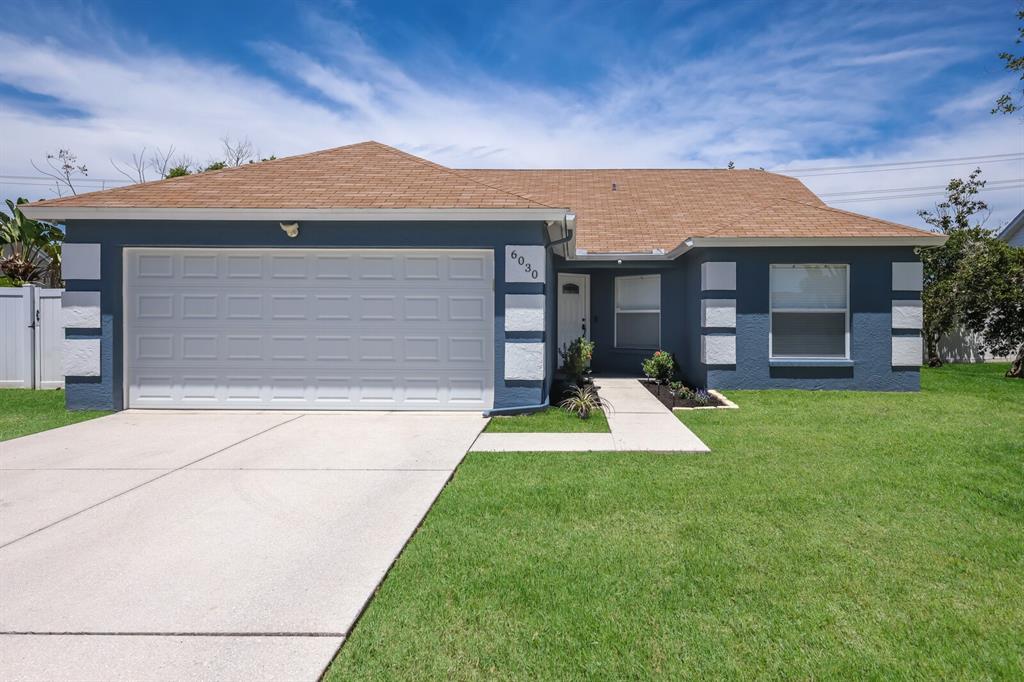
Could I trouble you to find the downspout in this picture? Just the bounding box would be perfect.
[482,213,575,417]
[547,212,576,256]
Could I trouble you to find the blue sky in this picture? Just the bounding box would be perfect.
[1,0,1020,228]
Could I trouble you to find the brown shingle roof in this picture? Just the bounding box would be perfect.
[463,169,937,252]
[28,141,559,211]
[26,141,941,252]
[703,198,935,239]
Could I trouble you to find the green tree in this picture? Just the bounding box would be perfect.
[994,8,1024,115]
[0,198,65,287]
[954,240,1024,378]
[917,169,990,366]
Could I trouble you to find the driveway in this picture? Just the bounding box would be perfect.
[0,410,487,681]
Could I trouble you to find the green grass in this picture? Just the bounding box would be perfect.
[485,406,609,433]
[0,389,111,441]
[328,364,1023,680]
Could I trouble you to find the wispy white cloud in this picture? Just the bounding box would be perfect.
[0,4,1018,230]
[833,47,965,67]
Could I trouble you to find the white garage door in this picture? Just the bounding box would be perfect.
[125,248,494,410]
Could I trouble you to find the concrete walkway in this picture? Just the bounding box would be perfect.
[0,410,487,682]
[471,378,709,453]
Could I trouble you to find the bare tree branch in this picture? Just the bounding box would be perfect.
[110,147,149,184]
[220,136,254,167]
[29,150,89,197]
[148,145,177,179]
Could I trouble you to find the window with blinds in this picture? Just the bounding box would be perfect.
[615,274,661,349]
[769,264,849,359]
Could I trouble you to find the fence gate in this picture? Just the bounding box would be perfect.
[0,286,65,389]
[34,288,65,389]
[0,287,34,388]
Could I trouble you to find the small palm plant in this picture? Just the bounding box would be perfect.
[559,385,600,420]
[0,199,64,286]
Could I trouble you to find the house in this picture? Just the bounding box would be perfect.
[997,208,1024,247]
[22,141,945,413]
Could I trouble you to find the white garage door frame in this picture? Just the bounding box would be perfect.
[122,247,495,411]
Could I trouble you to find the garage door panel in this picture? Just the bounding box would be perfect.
[126,248,494,410]
[130,333,489,366]
[129,251,489,286]
[128,371,489,408]
[129,290,483,326]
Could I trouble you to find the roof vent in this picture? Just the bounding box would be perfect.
[611,182,617,191]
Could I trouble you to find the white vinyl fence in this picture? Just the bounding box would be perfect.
[0,286,64,389]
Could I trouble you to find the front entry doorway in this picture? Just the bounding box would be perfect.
[557,273,590,358]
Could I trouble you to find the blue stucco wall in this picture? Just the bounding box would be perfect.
[63,219,550,411]
[555,245,922,391]
[700,246,920,391]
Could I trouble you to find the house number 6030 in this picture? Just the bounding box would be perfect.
[510,249,539,280]
[504,245,545,283]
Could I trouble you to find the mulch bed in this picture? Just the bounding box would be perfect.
[640,380,728,409]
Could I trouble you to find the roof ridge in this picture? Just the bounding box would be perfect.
[376,144,563,209]
[698,197,793,237]
[30,141,565,210]
[31,141,382,206]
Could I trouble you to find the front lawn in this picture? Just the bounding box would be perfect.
[0,389,111,441]
[485,406,609,433]
[328,364,1023,679]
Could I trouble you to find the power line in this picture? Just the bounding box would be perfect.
[828,183,1024,204]
[819,178,1024,198]
[0,174,131,184]
[776,153,1024,175]
[792,159,1024,178]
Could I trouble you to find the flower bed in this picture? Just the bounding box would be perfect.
[640,380,735,410]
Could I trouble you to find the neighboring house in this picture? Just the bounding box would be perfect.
[997,208,1024,247]
[22,142,945,413]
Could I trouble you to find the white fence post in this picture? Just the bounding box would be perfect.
[0,285,66,389]
[0,286,35,388]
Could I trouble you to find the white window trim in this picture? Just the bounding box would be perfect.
[614,274,661,349]
[768,264,850,360]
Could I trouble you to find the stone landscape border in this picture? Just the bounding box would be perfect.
[672,389,739,411]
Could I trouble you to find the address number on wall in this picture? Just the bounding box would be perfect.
[504,245,546,283]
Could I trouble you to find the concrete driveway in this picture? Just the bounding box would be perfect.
[0,410,487,681]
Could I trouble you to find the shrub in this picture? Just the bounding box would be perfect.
[641,350,676,384]
[675,383,696,401]
[559,385,600,419]
[559,336,595,386]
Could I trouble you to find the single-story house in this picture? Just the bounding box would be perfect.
[22,141,945,413]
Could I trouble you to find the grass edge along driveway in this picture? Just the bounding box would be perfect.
[0,389,111,441]
[327,363,1023,680]
[485,405,609,433]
